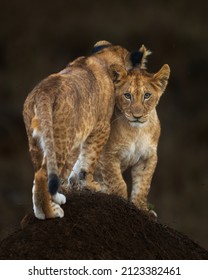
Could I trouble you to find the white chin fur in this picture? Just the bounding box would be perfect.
[129,121,146,128]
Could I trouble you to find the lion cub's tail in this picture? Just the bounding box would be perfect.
[32,94,60,196]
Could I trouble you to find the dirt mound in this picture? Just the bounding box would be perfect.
[0,191,207,260]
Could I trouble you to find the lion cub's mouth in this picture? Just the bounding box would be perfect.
[130,119,146,124]
[129,120,147,127]
[125,114,148,127]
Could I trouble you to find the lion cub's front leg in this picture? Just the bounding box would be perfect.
[69,122,110,191]
[99,157,128,198]
[130,152,157,217]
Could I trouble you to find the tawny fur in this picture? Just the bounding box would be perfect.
[97,64,170,214]
[139,45,152,70]
[23,41,133,219]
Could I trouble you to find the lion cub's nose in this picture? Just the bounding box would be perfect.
[133,115,142,121]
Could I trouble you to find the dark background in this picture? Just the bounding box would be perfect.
[0,0,208,250]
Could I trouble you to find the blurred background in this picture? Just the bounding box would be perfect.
[0,0,208,250]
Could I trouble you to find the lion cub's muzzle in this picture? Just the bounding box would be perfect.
[126,114,148,126]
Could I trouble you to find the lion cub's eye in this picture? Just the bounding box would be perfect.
[144,92,151,100]
[123,93,132,100]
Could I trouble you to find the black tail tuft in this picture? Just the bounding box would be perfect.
[48,173,60,195]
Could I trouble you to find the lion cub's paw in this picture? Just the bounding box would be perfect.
[50,202,64,218]
[78,169,101,192]
[33,202,64,219]
[33,206,46,220]
[148,209,158,221]
[68,171,79,189]
[82,180,102,192]
[52,192,66,205]
[88,181,101,192]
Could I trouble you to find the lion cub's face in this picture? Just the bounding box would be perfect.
[114,64,170,127]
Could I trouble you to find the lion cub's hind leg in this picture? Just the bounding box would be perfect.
[33,168,64,219]
[31,113,66,219]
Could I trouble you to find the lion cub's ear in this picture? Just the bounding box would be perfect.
[153,64,170,92]
[92,40,112,53]
[109,64,127,85]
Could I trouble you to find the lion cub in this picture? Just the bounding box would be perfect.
[23,41,139,220]
[98,62,170,215]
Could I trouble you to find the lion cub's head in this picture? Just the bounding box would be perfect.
[110,63,170,127]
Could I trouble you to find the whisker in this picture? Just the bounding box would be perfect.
[110,114,125,125]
